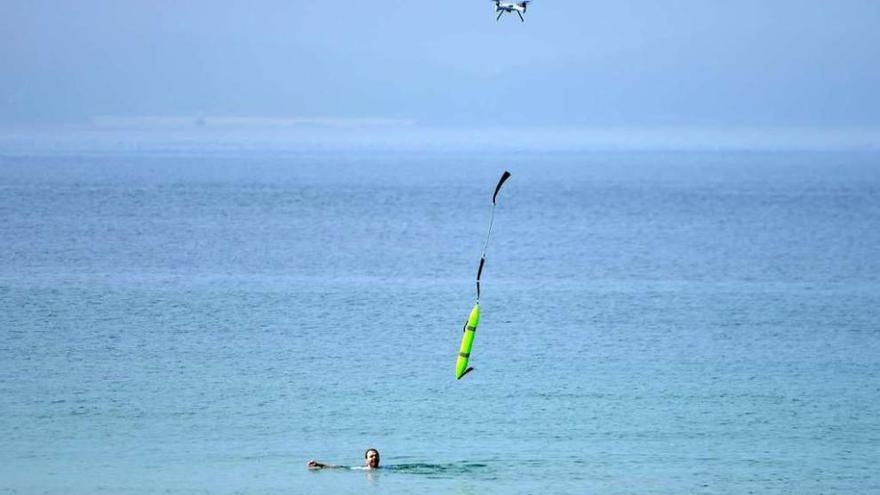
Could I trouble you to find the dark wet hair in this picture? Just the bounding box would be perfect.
[364,448,380,459]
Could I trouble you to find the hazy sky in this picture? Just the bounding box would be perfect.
[2,0,879,126]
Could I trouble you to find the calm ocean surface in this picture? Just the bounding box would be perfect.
[1,141,879,494]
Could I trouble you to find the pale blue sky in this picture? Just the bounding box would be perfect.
[2,0,879,126]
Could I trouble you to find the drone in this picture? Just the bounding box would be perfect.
[492,0,531,22]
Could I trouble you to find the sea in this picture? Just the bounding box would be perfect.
[1,128,879,494]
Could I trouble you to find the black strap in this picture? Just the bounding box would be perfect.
[492,171,512,205]
[475,256,485,302]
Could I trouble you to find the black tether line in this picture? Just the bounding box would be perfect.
[476,171,511,304]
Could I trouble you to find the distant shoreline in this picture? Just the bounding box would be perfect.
[1,124,878,154]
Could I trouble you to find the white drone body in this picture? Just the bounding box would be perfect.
[493,0,531,22]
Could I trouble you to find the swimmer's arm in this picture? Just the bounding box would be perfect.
[307,460,343,469]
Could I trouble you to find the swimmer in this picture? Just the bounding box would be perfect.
[307,448,380,470]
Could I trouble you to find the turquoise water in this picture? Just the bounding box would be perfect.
[1,148,879,494]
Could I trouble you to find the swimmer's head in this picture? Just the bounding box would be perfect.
[364,448,380,469]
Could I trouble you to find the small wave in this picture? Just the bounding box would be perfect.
[384,462,489,476]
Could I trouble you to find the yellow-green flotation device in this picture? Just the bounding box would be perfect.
[454,170,510,381]
[455,303,480,379]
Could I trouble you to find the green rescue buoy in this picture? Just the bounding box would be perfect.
[455,171,510,380]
